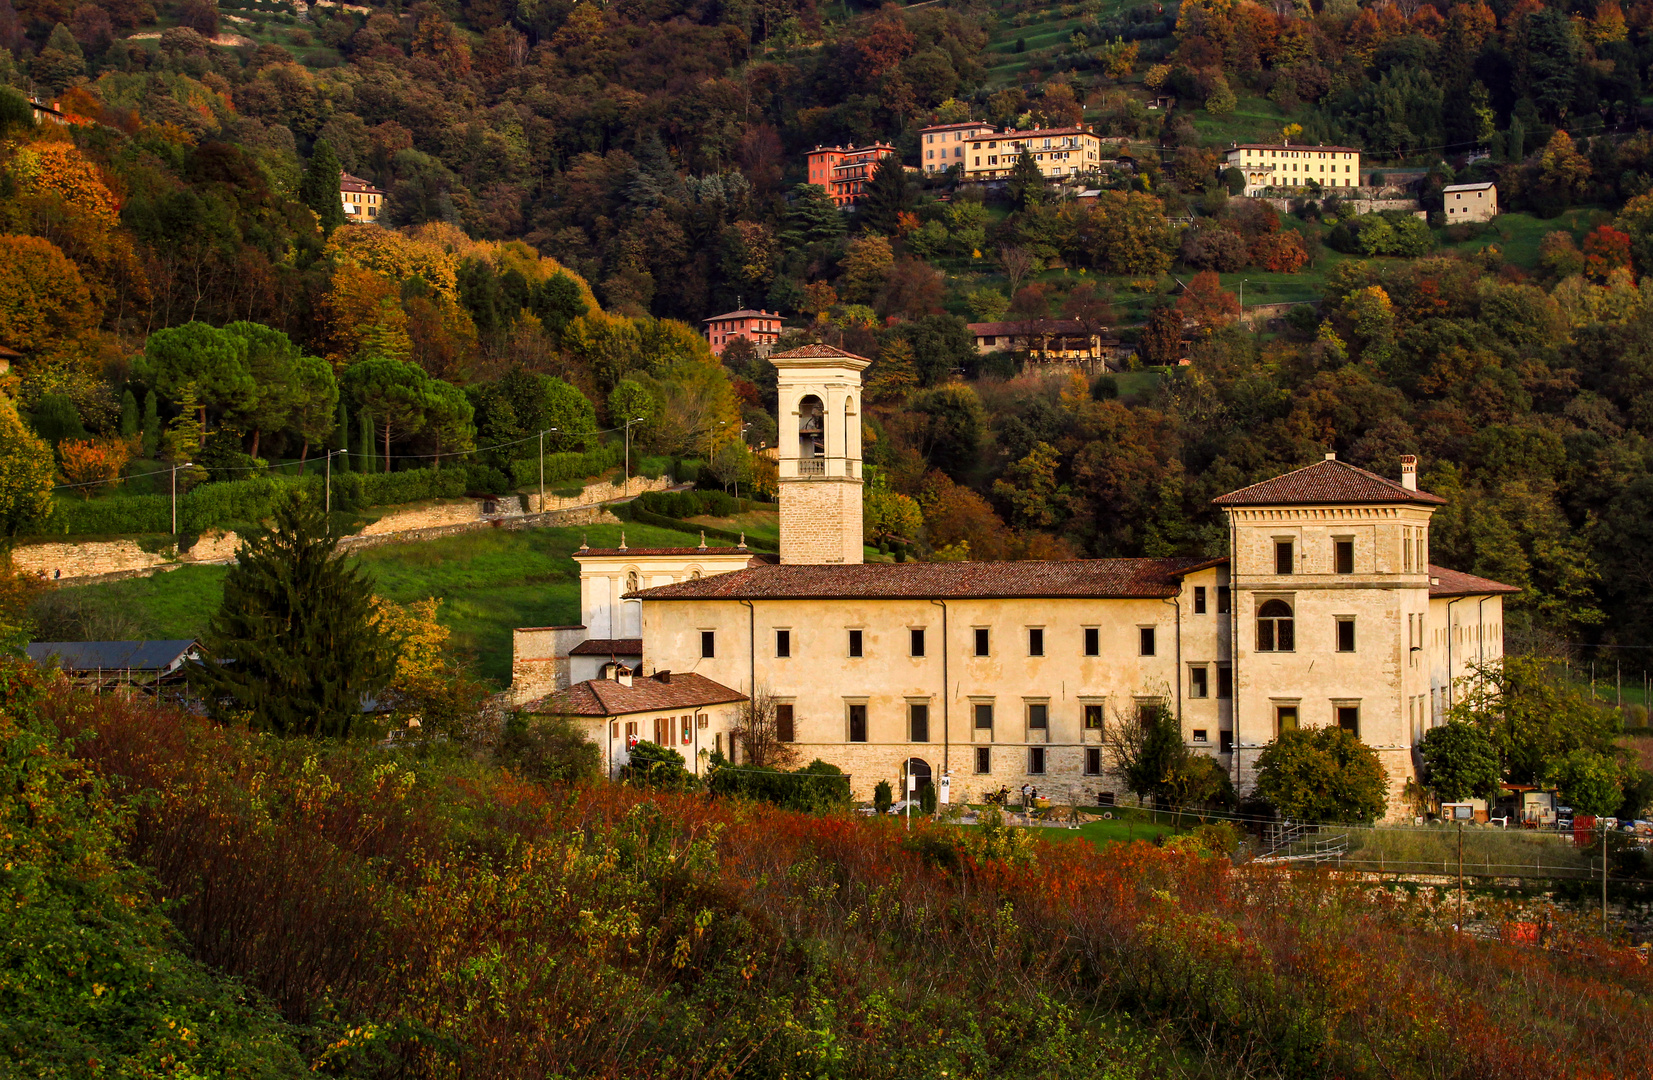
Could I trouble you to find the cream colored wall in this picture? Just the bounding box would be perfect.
[1176,565,1233,754]
[573,701,743,780]
[575,552,756,637]
[773,351,867,565]
[1427,593,1505,724]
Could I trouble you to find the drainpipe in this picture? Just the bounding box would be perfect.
[1163,592,1182,728]
[739,599,755,768]
[932,599,949,776]
[1445,596,1465,712]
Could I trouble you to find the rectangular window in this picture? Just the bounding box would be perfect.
[1337,705,1360,737]
[1275,540,1294,575]
[1334,539,1354,575]
[975,746,991,774]
[1028,747,1046,775]
[910,628,925,657]
[655,717,668,744]
[776,704,795,742]
[625,720,638,740]
[1084,703,1104,731]
[1220,730,1233,753]
[1190,666,1209,698]
[1217,665,1233,699]
[1276,705,1299,734]
[1085,747,1102,775]
[848,629,863,658]
[1194,586,1207,614]
[1403,526,1413,571]
[909,703,929,743]
[1193,729,1208,743]
[775,629,791,658]
[974,702,993,731]
[1027,703,1048,729]
[1028,628,1044,656]
[1139,627,1156,656]
[700,630,715,658]
[1336,618,1356,652]
[973,627,990,656]
[848,704,867,743]
[1084,627,1099,656]
[1217,586,1231,613]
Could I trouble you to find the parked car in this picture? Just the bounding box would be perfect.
[887,799,923,815]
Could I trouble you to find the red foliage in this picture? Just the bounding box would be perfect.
[1582,225,1633,281]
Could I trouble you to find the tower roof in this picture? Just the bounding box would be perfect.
[1212,459,1445,507]
[768,343,872,371]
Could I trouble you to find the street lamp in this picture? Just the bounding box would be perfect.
[623,417,646,483]
[170,461,194,535]
[538,427,558,512]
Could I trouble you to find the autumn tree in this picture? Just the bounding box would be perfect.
[1137,304,1184,366]
[1176,271,1240,333]
[0,235,96,353]
[0,399,54,536]
[839,236,895,304]
[58,438,130,499]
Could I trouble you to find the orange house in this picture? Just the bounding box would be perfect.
[704,308,782,357]
[340,172,387,222]
[804,144,900,208]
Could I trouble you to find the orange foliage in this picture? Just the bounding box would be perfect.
[1176,270,1241,330]
[58,437,131,498]
[1582,225,1633,281]
[1251,230,1308,273]
[7,141,121,224]
[0,234,96,352]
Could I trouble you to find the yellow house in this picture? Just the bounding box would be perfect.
[919,122,1107,181]
[340,171,387,222]
[1225,142,1362,196]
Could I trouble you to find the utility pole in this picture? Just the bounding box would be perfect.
[624,417,645,485]
[325,449,333,516]
[1602,823,1609,935]
[1456,822,1465,936]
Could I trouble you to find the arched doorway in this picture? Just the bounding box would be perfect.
[904,757,932,794]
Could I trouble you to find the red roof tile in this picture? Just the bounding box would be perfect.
[1429,565,1520,598]
[968,319,1096,336]
[704,309,780,322]
[527,671,747,717]
[767,344,874,363]
[1212,459,1446,507]
[569,638,643,657]
[628,558,1208,601]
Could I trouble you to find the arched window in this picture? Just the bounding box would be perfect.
[1256,599,1294,652]
[798,394,825,460]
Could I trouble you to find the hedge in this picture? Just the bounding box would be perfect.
[636,490,777,519]
[38,467,471,536]
[708,760,852,813]
[508,446,624,488]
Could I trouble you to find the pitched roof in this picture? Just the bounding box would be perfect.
[339,171,385,194]
[768,343,874,363]
[704,309,779,322]
[1443,182,1495,192]
[1212,459,1446,507]
[528,671,747,717]
[967,319,1096,336]
[569,637,644,657]
[25,640,199,672]
[574,547,759,558]
[629,558,1208,602]
[1428,565,1521,598]
[1230,143,1362,153]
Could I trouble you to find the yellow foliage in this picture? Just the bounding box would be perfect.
[405,225,603,314]
[4,141,120,225]
[371,596,451,682]
[326,227,461,300]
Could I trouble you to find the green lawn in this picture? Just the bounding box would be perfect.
[50,520,711,686]
[1191,94,1295,148]
[1435,209,1610,269]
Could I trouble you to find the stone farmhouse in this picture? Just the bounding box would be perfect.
[515,345,1516,817]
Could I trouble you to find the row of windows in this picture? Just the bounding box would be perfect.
[1254,602,1358,653]
[748,625,1162,659]
[974,740,1230,775]
[1236,150,1357,159]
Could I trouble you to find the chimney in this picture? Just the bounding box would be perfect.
[1400,455,1418,491]
[617,669,633,688]
[654,670,672,684]
[1324,451,1336,461]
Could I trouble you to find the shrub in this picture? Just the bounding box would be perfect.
[708,758,851,813]
[1255,726,1390,823]
[621,741,699,791]
[508,446,622,488]
[497,712,602,784]
[873,778,893,813]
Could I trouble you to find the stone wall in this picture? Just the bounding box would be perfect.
[10,539,173,581]
[1256,196,1420,214]
[524,474,672,513]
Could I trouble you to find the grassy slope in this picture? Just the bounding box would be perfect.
[57,521,711,685]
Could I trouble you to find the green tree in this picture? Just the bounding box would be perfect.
[529,272,589,339]
[781,184,847,247]
[1109,702,1191,807]
[859,153,915,235]
[1546,748,1627,817]
[341,358,447,466]
[289,354,341,466]
[1255,727,1390,824]
[118,390,139,438]
[911,383,985,480]
[497,712,602,784]
[190,493,394,738]
[161,383,204,466]
[222,321,303,459]
[993,441,1064,529]
[622,741,699,791]
[357,409,375,474]
[1418,720,1502,801]
[863,472,923,544]
[1204,73,1236,116]
[332,396,350,472]
[29,23,84,95]
[140,391,159,458]
[607,378,657,429]
[300,139,348,234]
[137,322,256,432]
[1446,657,1622,785]
[28,395,85,446]
[873,778,894,813]
[0,399,54,536]
[1007,145,1047,210]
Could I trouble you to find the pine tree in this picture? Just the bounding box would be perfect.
[161,383,204,464]
[190,493,395,738]
[358,409,375,474]
[333,396,350,472]
[1008,146,1047,211]
[859,154,914,236]
[300,139,348,235]
[118,389,139,438]
[140,391,159,458]
[782,182,847,246]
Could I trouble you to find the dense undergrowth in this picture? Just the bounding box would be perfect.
[7,657,1653,1078]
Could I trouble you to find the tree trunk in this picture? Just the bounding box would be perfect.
[249,428,261,460]
[299,440,309,475]
[383,423,392,471]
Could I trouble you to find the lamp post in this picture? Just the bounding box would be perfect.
[624,417,645,484]
[538,427,557,512]
[171,460,194,535]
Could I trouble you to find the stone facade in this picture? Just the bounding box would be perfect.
[773,345,868,566]
[511,626,587,705]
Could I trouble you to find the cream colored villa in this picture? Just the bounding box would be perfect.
[1224,142,1362,196]
[516,345,1516,817]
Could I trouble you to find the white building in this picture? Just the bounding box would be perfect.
[516,345,1517,814]
[1442,182,1497,223]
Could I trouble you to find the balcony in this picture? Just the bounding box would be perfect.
[798,458,826,476]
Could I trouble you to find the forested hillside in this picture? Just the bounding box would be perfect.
[6,0,1653,657]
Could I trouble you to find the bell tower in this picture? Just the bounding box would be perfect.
[770,344,869,565]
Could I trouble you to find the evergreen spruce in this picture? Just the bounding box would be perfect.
[358,409,376,474]
[191,493,394,738]
[1008,146,1047,210]
[333,396,350,472]
[141,391,159,458]
[859,154,914,236]
[118,389,139,438]
[300,139,348,235]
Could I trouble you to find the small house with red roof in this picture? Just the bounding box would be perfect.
[704,307,783,357]
[340,171,387,223]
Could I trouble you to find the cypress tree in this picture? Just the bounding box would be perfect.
[300,139,348,235]
[118,389,139,438]
[1008,145,1047,211]
[333,396,350,473]
[141,391,159,458]
[190,493,394,738]
[358,410,376,474]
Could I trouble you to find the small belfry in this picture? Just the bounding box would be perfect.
[770,344,870,565]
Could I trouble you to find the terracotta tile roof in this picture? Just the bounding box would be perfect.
[704,309,780,322]
[569,637,643,657]
[1429,565,1521,598]
[339,171,386,195]
[1230,143,1362,153]
[629,558,1208,602]
[767,344,874,363]
[527,672,747,717]
[1212,459,1446,507]
[574,547,762,558]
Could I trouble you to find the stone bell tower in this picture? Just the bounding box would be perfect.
[769,344,868,565]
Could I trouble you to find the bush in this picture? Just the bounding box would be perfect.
[1256,727,1390,824]
[621,741,699,791]
[497,713,602,785]
[463,463,511,495]
[874,779,893,813]
[709,758,852,813]
[508,446,622,488]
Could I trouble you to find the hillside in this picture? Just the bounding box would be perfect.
[5,662,1652,1078]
